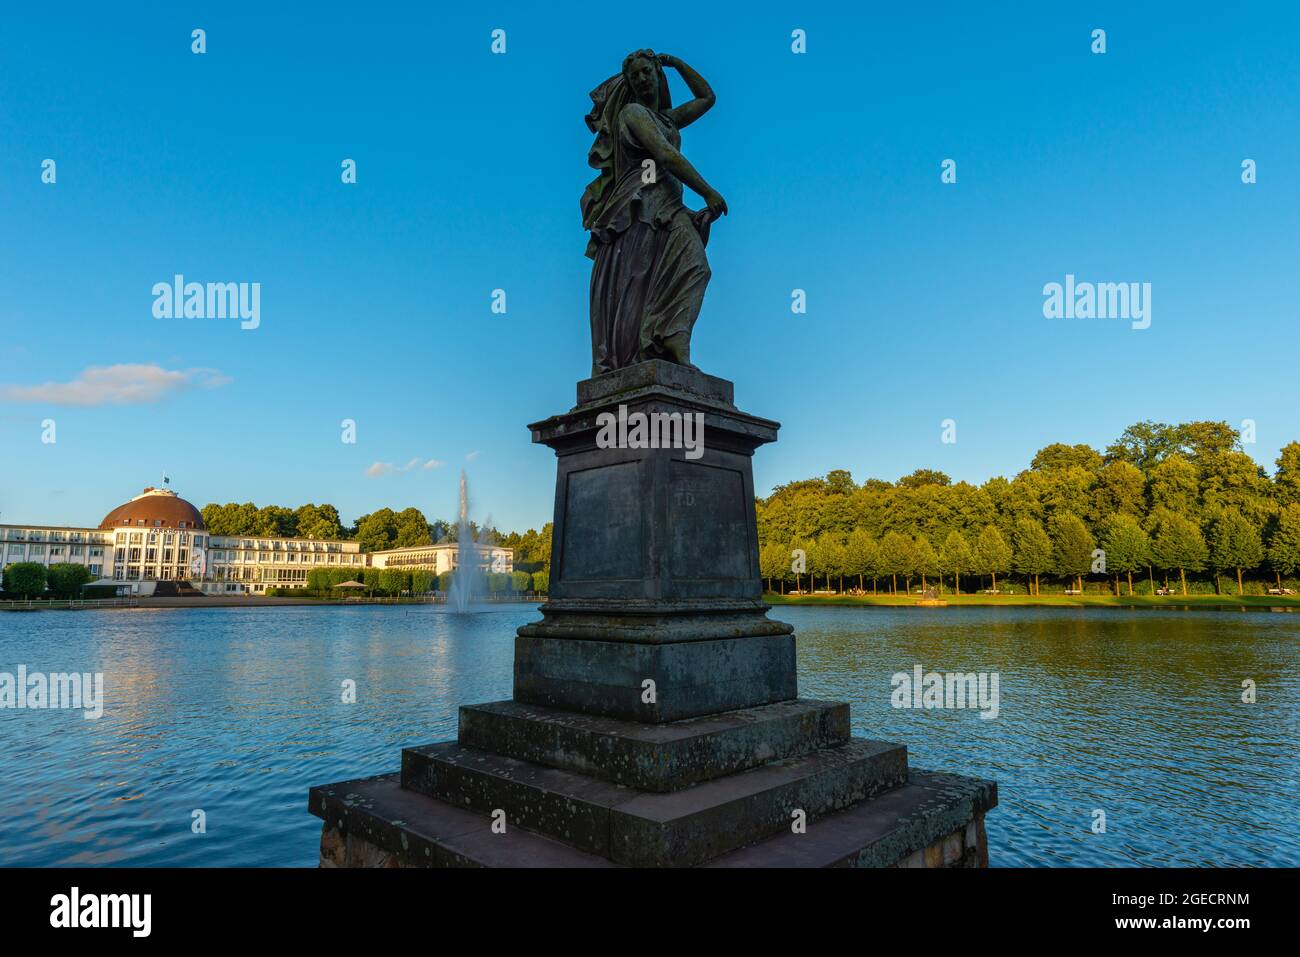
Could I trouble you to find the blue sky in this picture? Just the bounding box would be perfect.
[3,2,1298,533]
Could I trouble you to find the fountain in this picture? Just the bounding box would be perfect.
[448,471,485,613]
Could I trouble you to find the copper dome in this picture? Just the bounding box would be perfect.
[99,487,206,531]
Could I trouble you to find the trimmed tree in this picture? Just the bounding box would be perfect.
[1011,518,1053,595]
[1151,513,1209,596]
[879,531,914,595]
[974,525,1012,593]
[3,562,47,598]
[1266,504,1300,589]
[46,563,94,599]
[1099,514,1149,596]
[1208,510,1263,595]
[1049,512,1095,593]
[940,531,973,596]
[843,530,877,593]
[913,535,939,592]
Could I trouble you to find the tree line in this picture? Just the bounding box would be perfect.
[755,421,1300,596]
[199,501,553,573]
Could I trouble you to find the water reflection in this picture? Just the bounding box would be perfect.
[0,604,1294,866]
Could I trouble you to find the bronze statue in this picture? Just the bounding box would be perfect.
[582,50,727,376]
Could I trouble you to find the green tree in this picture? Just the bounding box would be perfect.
[1049,512,1095,593]
[879,531,914,595]
[913,535,939,592]
[46,563,93,599]
[973,525,1011,593]
[254,505,297,538]
[1208,510,1263,595]
[3,562,47,598]
[296,503,344,540]
[844,529,878,593]
[1150,512,1208,596]
[1275,442,1300,508]
[354,510,398,552]
[1011,518,1053,595]
[939,531,973,596]
[1266,504,1300,589]
[760,541,788,593]
[393,507,434,548]
[1099,514,1149,596]
[531,569,549,594]
[379,568,410,595]
[510,570,531,593]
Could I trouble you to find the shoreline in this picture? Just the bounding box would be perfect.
[765,593,1300,610]
[0,596,544,611]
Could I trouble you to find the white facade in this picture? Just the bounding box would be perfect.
[369,543,513,575]
[1,487,511,597]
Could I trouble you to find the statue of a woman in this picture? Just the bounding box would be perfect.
[582,50,727,376]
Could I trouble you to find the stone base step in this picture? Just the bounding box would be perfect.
[309,769,996,868]
[401,736,908,867]
[458,698,851,792]
[705,770,997,868]
[309,773,617,868]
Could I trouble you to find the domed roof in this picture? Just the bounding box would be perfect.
[99,487,206,531]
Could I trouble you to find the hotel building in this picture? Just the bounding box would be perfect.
[0,486,511,596]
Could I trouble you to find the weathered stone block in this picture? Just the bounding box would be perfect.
[514,632,797,722]
[400,737,907,867]
[457,698,850,791]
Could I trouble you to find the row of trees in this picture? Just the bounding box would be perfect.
[1,562,94,599]
[756,422,1300,596]
[288,565,548,598]
[199,502,556,574]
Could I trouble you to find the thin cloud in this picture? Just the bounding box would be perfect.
[367,458,444,477]
[465,450,481,461]
[0,364,230,406]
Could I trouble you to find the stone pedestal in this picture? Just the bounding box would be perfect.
[308,361,996,867]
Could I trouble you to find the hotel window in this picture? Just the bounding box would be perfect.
[89,565,101,576]
[180,533,189,544]
[178,549,188,563]
[29,545,44,557]
[146,548,157,562]
[114,567,124,581]
[71,545,85,557]
[129,548,141,562]
[163,549,174,563]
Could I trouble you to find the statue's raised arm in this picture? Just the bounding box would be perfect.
[581,50,726,376]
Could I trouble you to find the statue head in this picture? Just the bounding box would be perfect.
[621,49,669,111]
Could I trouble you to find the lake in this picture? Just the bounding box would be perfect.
[0,604,1295,867]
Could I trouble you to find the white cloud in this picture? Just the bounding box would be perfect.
[465,450,481,461]
[0,364,230,406]
[367,457,444,477]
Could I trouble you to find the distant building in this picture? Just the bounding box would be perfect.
[0,486,510,596]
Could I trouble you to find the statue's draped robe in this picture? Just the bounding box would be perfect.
[586,103,711,375]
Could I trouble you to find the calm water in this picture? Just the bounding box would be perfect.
[0,604,1296,867]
